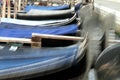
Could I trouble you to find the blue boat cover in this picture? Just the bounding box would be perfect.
[0,44,78,70]
[0,22,78,38]
[25,4,70,12]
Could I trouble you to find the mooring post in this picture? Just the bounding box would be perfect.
[2,0,6,18]
[7,0,11,18]
[25,0,28,6]
[18,0,21,11]
[14,0,17,19]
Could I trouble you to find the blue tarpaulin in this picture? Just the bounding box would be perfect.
[0,22,78,38]
[25,4,70,12]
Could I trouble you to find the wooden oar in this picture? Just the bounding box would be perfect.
[32,33,84,41]
[0,33,84,48]
[0,37,31,43]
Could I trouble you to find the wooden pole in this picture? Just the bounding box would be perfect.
[23,0,28,9]
[18,0,21,11]
[0,37,31,43]
[0,34,84,43]
[32,33,84,41]
[14,0,17,19]
[7,0,11,18]
[0,33,85,48]
[47,0,49,5]
[2,0,6,18]
[22,0,25,10]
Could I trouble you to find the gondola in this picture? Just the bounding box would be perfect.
[0,34,87,79]
[0,21,79,38]
[0,0,86,79]
[24,2,82,12]
[25,4,70,12]
[1,13,77,26]
[0,20,87,79]
[17,7,75,20]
